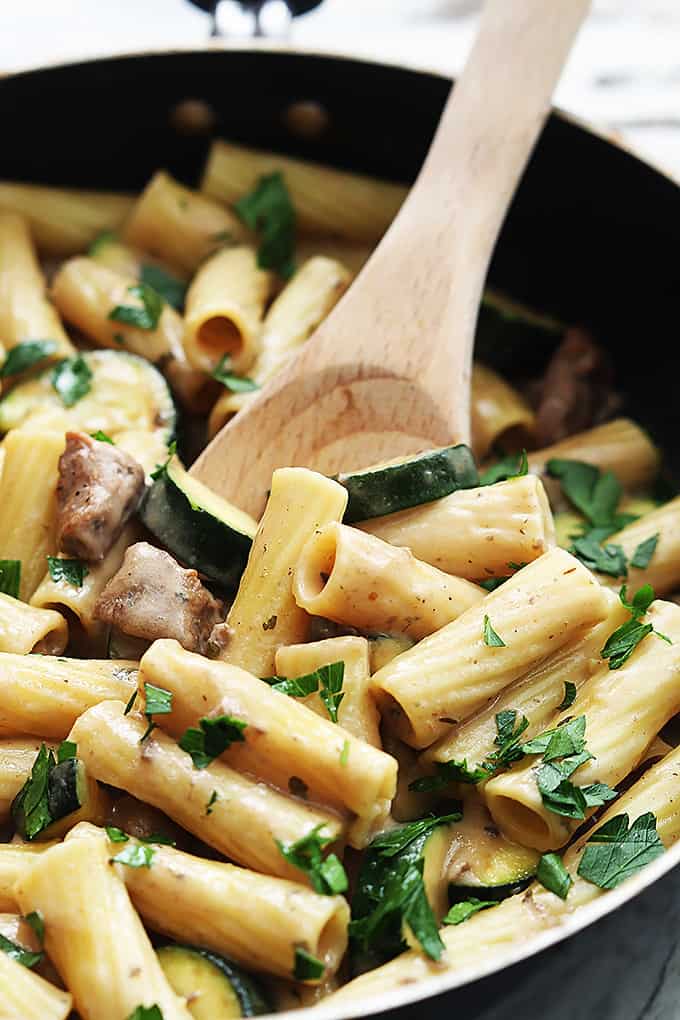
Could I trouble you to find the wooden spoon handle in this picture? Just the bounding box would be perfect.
[192,0,589,513]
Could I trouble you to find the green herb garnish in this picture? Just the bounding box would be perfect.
[234,171,296,278]
[0,339,56,378]
[179,714,247,769]
[105,826,129,843]
[126,1006,164,1020]
[601,584,670,670]
[630,534,660,570]
[293,947,324,981]
[51,354,93,407]
[109,283,163,331]
[206,790,218,815]
[483,615,506,647]
[90,429,114,444]
[139,264,186,311]
[558,682,577,710]
[0,932,43,969]
[212,354,259,394]
[442,898,497,925]
[140,682,173,743]
[23,911,44,944]
[0,560,21,599]
[267,662,345,724]
[479,449,528,486]
[536,852,573,899]
[110,842,155,869]
[47,556,88,588]
[577,812,665,889]
[277,824,348,895]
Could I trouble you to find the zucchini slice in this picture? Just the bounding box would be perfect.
[0,349,176,444]
[139,455,257,591]
[157,945,270,1018]
[448,797,539,901]
[339,444,478,523]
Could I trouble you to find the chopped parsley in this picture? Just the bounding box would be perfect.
[51,354,92,407]
[11,744,56,840]
[536,852,573,899]
[0,339,56,378]
[277,824,348,895]
[570,535,628,578]
[234,171,296,279]
[212,354,259,393]
[140,682,173,743]
[0,560,21,599]
[0,932,43,969]
[293,947,324,981]
[443,898,497,925]
[558,682,577,710]
[630,534,659,570]
[349,813,461,963]
[91,429,114,444]
[577,812,665,889]
[106,826,129,843]
[126,1006,164,1020]
[267,662,345,724]
[123,689,138,715]
[483,615,506,647]
[206,790,218,815]
[340,740,350,767]
[479,450,528,486]
[47,556,88,588]
[139,264,186,311]
[179,714,247,768]
[57,740,77,763]
[409,759,490,792]
[601,584,670,670]
[110,842,155,869]
[88,230,116,255]
[23,911,44,944]
[150,440,177,481]
[109,283,163,331]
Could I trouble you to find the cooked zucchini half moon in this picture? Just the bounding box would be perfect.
[448,797,539,901]
[157,944,270,1018]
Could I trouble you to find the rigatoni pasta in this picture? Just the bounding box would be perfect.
[0,593,67,654]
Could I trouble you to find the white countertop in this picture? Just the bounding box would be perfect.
[3,0,680,178]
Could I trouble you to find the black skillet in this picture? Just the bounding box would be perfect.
[2,11,680,1020]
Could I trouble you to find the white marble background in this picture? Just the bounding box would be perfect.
[2,0,680,177]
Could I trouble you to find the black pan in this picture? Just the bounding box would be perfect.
[2,44,680,1020]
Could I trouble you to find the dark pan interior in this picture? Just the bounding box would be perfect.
[2,49,680,469]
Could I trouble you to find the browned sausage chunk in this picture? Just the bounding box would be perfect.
[94,542,225,654]
[56,432,145,562]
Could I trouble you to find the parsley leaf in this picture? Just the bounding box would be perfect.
[110,842,155,869]
[558,682,577,710]
[340,740,350,767]
[234,172,296,279]
[51,355,92,407]
[443,898,497,925]
[0,339,56,378]
[631,534,659,570]
[179,714,247,769]
[206,790,218,815]
[409,759,491,792]
[577,812,665,889]
[109,283,163,331]
[483,615,506,647]
[23,911,44,944]
[601,584,669,670]
[47,556,88,588]
[212,354,259,393]
[123,689,138,715]
[57,740,77,763]
[520,715,588,760]
[479,450,528,486]
[91,429,114,444]
[293,947,324,981]
[0,560,21,598]
[547,460,620,526]
[140,682,173,743]
[126,1006,164,1020]
[484,709,529,772]
[0,932,43,969]
[277,824,348,895]
[570,535,628,578]
[350,814,460,963]
[11,744,55,839]
[536,852,572,899]
[150,440,177,481]
[267,662,345,724]
[106,826,129,843]
[139,264,186,311]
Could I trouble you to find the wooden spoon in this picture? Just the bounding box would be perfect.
[192,0,590,517]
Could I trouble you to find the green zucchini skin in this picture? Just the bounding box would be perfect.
[157,944,270,1017]
[139,461,254,592]
[340,444,479,523]
[448,876,533,904]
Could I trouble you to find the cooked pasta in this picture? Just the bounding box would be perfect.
[0,141,677,1019]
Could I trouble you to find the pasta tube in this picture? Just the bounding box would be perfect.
[0,593,67,655]
[528,418,660,493]
[0,430,63,600]
[51,257,184,362]
[201,139,406,243]
[600,496,680,596]
[183,246,271,374]
[31,523,142,654]
[359,475,555,581]
[89,233,188,282]
[207,254,351,436]
[471,362,535,460]
[14,828,192,1020]
[122,170,248,276]
[293,522,484,640]
[0,738,51,823]
[79,823,349,980]
[0,948,72,1020]
[423,588,627,767]
[372,548,610,749]
[70,700,344,880]
[0,653,136,739]
[0,212,73,358]
[327,743,680,1004]
[0,181,133,255]
[221,468,348,676]
[139,639,397,847]
[0,843,52,911]
[275,635,381,747]
[485,599,680,850]
[295,238,371,275]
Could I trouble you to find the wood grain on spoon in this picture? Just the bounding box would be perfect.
[192,0,591,517]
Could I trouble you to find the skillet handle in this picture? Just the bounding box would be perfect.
[186,0,324,38]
